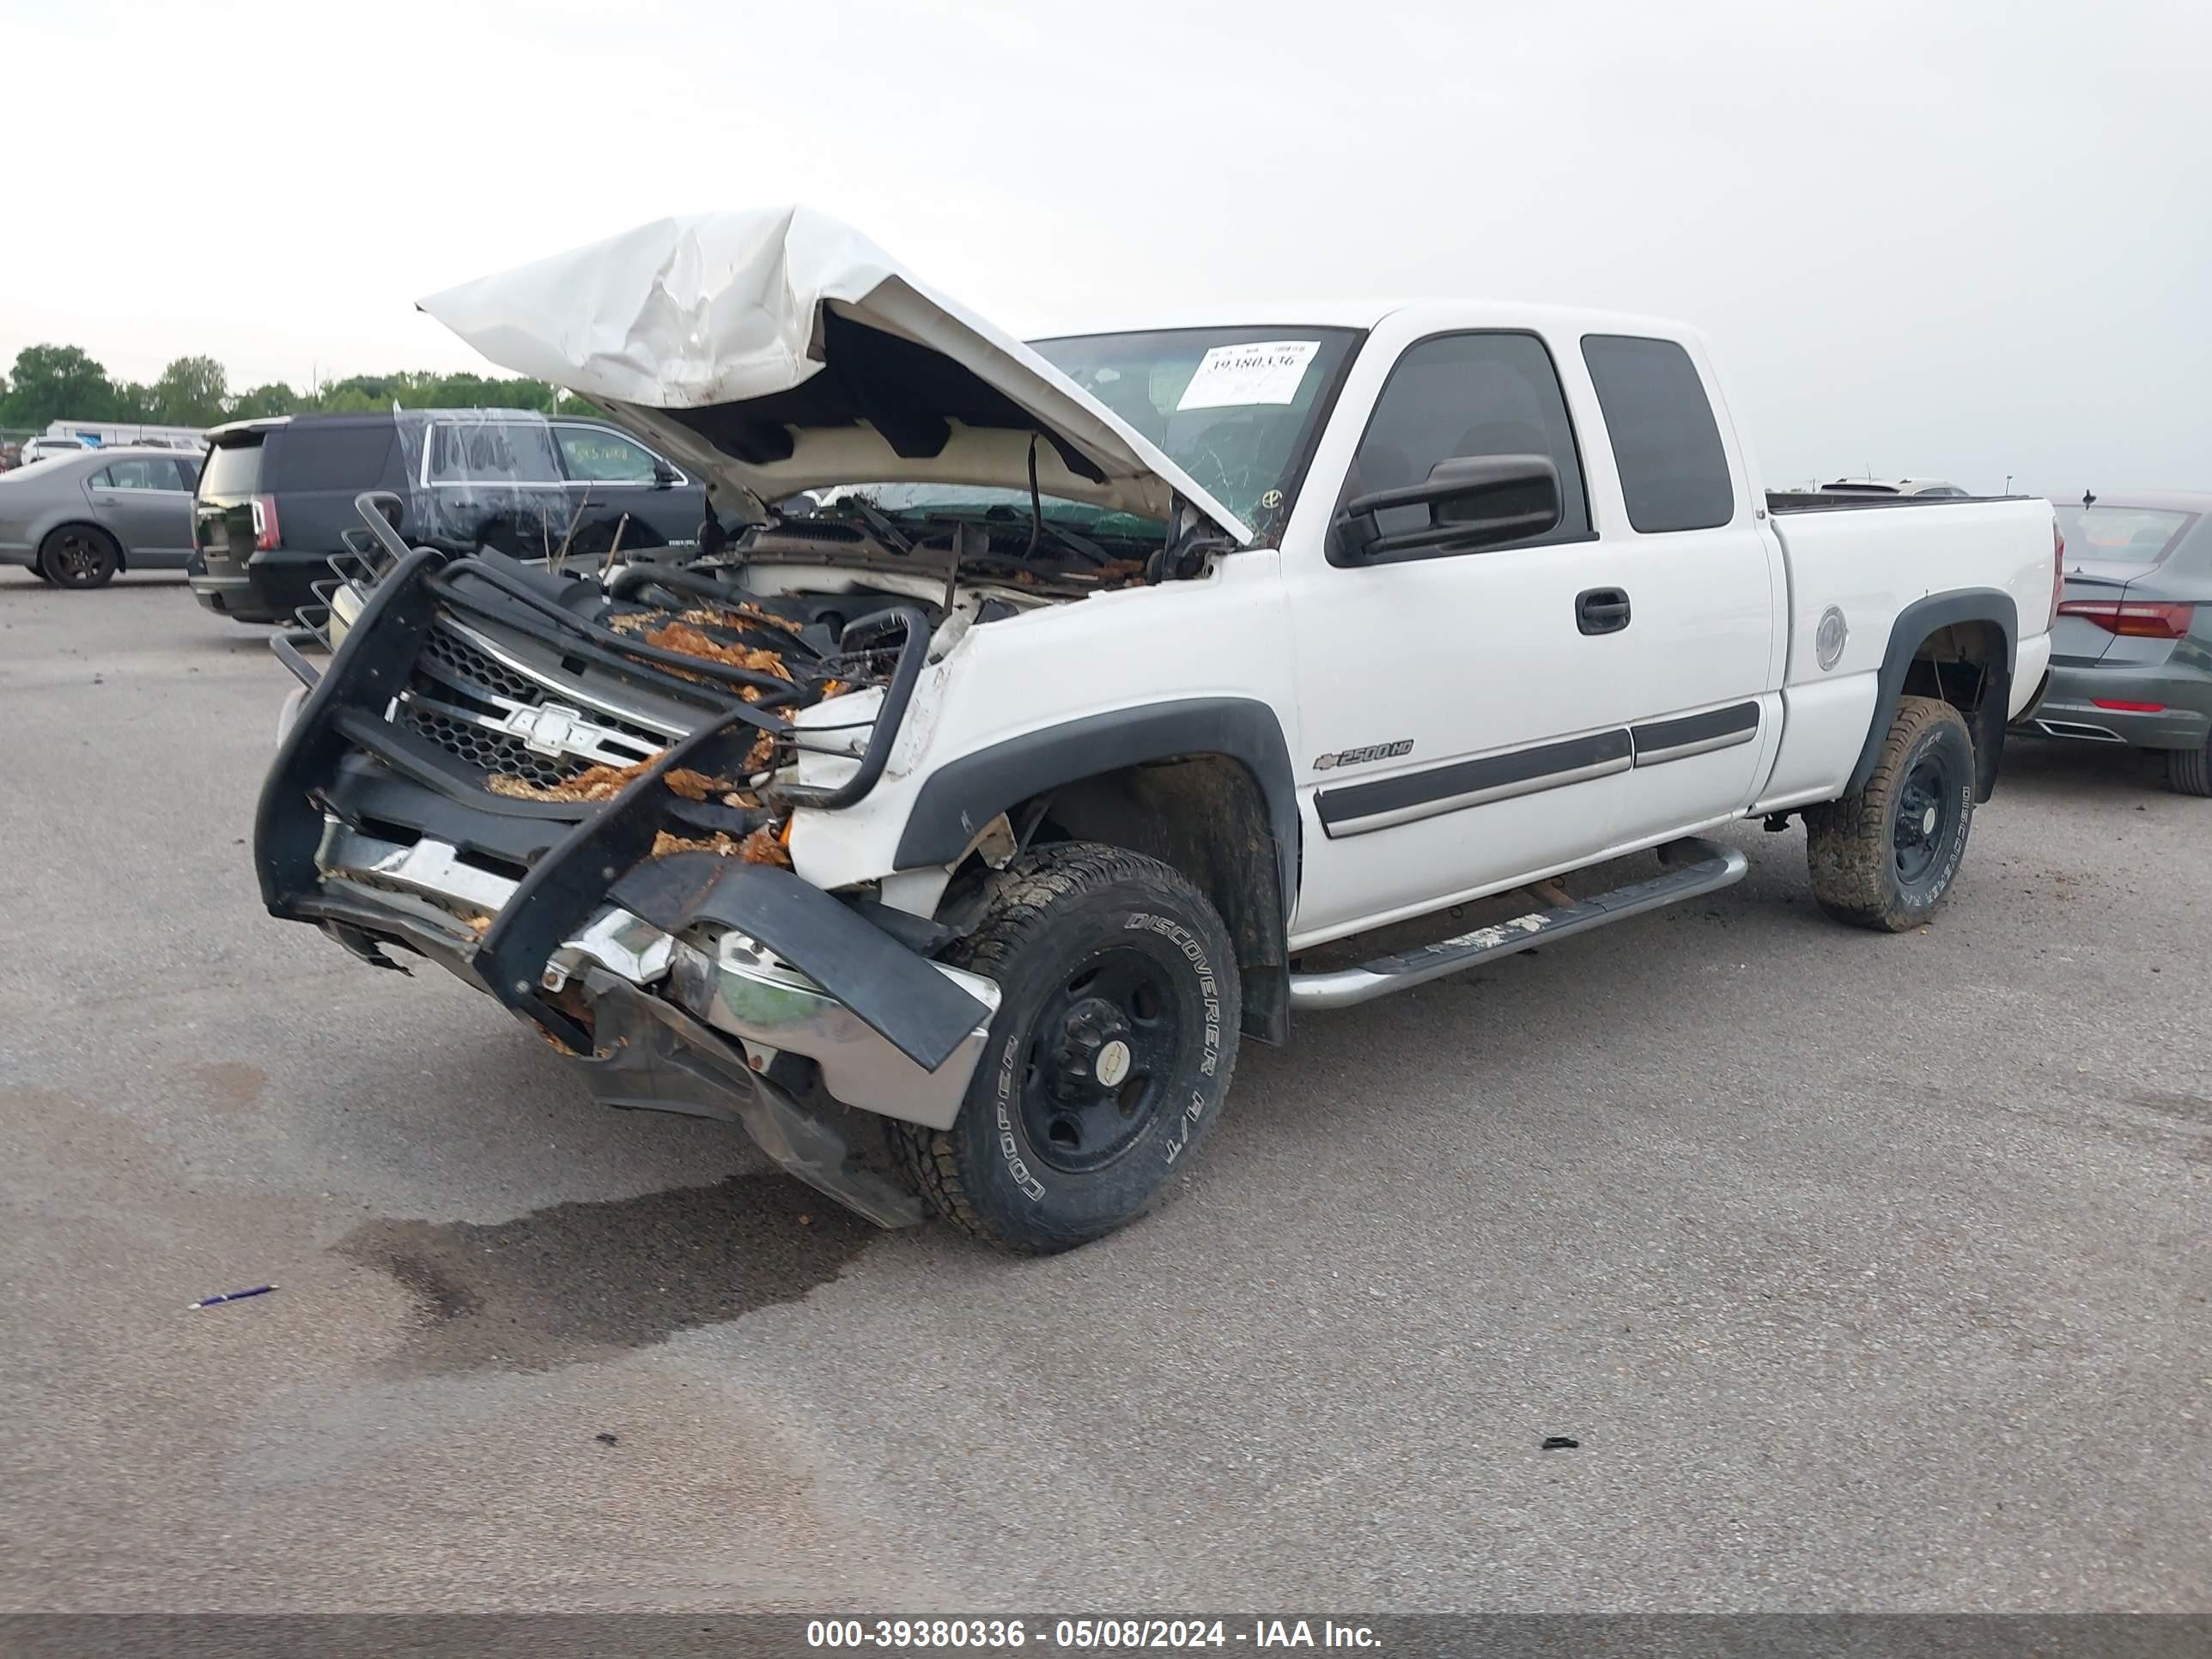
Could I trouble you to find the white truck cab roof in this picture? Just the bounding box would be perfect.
[420,209,1711,550]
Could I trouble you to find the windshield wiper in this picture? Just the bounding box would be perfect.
[1022,434,1106,568]
[848,501,914,556]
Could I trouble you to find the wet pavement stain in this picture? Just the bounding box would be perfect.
[186,1060,268,1114]
[337,1173,874,1376]
[2130,1090,2212,1127]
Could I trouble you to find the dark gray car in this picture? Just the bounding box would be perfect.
[0,446,202,587]
[2013,490,2212,793]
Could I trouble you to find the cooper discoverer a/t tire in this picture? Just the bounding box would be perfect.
[1806,694,1976,932]
[890,842,1241,1255]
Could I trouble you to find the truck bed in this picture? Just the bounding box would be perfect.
[1751,491,2058,814]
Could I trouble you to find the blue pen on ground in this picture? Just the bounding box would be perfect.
[190,1285,276,1310]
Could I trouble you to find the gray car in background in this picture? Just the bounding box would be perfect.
[2014,490,2212,794]
[0,445,202,587]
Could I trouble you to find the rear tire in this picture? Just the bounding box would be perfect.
[890,842,1241,1255]
[2168,740,2212,798]
[39,526,120,589]
[1806,695,1976,932]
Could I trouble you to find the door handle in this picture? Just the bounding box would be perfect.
[1576,587,1632,635]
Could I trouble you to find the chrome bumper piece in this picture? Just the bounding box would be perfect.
[314,821,995,1133]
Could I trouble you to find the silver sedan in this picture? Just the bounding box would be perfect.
[0,446,202,588]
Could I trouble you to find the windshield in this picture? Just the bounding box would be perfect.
[1028,326,1360,538]
[805,326,1364,547]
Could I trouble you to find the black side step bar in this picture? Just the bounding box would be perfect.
[1286,836,1749,1011]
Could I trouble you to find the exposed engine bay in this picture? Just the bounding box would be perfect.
[337,482,1176,940]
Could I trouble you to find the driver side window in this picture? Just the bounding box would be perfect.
[1345,331,1590,554]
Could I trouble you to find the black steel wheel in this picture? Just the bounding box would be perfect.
[1018,947,1184,1174]
[890,842,1242,1254]
[1891,746,1966,890]
[39,526,120,589]
[1807,694,1977,932]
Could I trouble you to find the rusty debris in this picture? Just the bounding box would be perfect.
[484,732,779,805]
[647,824,792,867]
[739,826,793,867]
[650,830,744,859]
[663,768,724,802]
[682,603,804,636]
[642,620,793,682]
[487,757,661,803]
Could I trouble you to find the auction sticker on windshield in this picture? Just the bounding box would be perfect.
[1176,340,1320,410]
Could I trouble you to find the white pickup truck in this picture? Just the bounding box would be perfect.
[261,208,2057,1252]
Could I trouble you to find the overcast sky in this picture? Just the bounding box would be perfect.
[5,0,2207,495]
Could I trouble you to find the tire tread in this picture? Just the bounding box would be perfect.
[886,842,1236,1254]
[1805,694,1973,932]
[2168,742,2212,798]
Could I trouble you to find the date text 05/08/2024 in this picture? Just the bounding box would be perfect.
[805,1619,1382,1650]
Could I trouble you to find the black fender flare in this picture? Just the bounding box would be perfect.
[1845,588,2017,799]
[893,697,1302,931]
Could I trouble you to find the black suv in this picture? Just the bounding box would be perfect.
[188,410,712,624]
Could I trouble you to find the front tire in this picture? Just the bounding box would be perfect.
[1806,695,1977,932]
[39,526,120,589]
[891,843,1241,1254]
[2166,740,2212,798]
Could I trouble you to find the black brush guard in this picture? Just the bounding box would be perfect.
[254,495,936,1054]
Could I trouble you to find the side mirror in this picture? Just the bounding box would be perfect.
[1334,453,1562,563]
[652,460,679,489]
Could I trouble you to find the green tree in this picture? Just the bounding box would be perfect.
[1,343,119,427]
[314,385,387,415]
[149,356,230,426]
[229,382,301,420]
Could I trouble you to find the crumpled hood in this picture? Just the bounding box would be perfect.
[418,206,1253,544]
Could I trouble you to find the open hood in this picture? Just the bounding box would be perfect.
[418,207,1254,545]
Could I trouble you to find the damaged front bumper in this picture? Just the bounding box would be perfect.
[314,823,996,1226]
[256,538,992,1227]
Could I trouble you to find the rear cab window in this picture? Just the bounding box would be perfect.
[1580,335,1735,532]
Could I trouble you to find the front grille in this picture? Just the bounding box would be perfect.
[422,624,541,702]
[399,702,580,788]
[419,623,672,754]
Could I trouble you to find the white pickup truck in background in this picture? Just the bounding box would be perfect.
[267,208,2057,1253]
